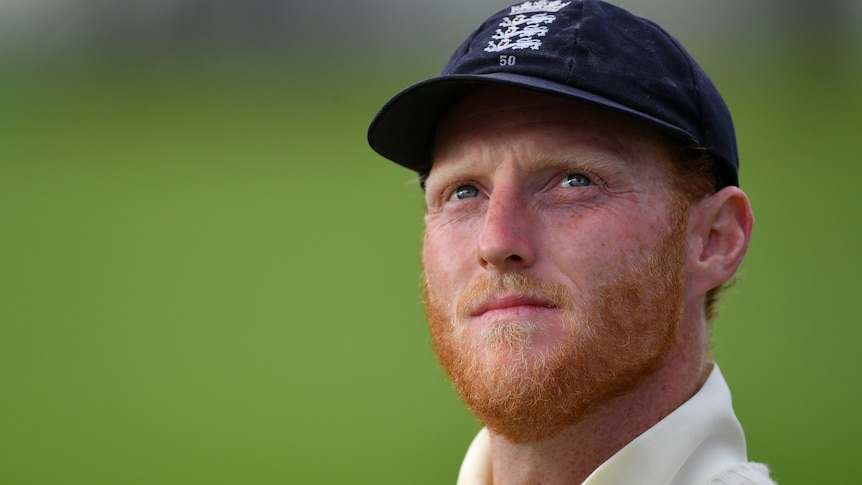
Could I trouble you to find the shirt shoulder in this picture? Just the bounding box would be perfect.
[708,462,778,485]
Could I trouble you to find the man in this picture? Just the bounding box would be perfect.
[368,1,777,483]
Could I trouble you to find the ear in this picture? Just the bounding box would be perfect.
[687,186,754,297]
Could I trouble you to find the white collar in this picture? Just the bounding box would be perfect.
[457,365,748,485]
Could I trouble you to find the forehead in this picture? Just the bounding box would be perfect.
[432,86,673,171]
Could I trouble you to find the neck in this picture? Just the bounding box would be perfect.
[487,313,709,485]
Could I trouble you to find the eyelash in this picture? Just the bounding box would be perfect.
[568,169,604,186]
[561,173,591,187]
[446,183,482,201]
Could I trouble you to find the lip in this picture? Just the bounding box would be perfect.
[470,294,557,317]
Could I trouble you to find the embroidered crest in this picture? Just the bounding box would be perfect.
[484,1,570,53]
[509,1,570,14]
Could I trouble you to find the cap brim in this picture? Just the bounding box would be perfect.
[367,72,697,172]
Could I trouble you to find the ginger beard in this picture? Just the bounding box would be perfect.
[423,201,690,444]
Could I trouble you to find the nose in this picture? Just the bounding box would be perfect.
[477,188,535,270]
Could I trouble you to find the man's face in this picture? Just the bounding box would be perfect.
[421,87,693,443]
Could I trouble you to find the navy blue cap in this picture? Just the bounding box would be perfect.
[367,0,738,189]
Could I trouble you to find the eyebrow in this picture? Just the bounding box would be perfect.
[531,151,633,178]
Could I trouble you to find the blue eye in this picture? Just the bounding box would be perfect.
[561,174,592,187]
[453,185,480,200]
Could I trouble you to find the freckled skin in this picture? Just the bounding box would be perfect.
[423,88,684,365]
[421,86,717,484]
[425,94,679,283]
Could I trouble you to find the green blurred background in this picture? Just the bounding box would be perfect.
[1,1,859,483]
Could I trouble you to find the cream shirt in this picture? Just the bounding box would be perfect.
[457,365,774,484]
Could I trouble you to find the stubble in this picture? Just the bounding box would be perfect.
[423,202,690,443]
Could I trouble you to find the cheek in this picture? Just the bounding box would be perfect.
[544,207,639,256]
[422,224,477,302]
[542,207,670,279]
